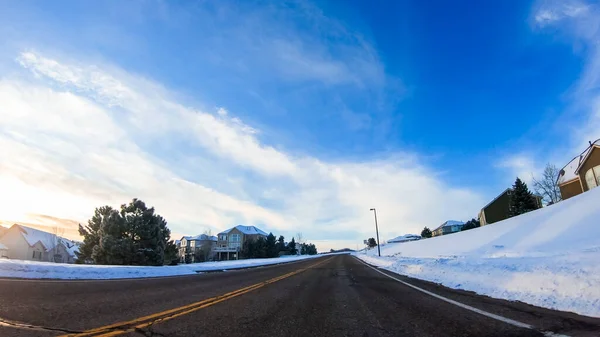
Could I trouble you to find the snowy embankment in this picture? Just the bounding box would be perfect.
[355,187,600,318]
[0,255,320,280]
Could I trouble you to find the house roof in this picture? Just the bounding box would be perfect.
[218,225,268,236]
[189,234,217,242]
[557,139,600,184]
[10,224,80,256]
[433,220,464,232]
[480,188,543,212]
[388,234,421,243]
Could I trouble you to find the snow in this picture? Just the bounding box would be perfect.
[16,225,57,250]
[355,187,600,318]
[219,225,268,236]
[0,255,321,280]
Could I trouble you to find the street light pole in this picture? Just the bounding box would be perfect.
[369,208,381,257]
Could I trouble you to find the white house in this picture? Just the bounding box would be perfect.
[0,224,80,263]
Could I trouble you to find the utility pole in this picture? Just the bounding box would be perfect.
[370,208,381,256]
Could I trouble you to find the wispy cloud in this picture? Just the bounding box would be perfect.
[534,1,589,27]
[0,51,483,250]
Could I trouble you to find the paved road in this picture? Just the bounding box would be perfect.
[1,254,599,337]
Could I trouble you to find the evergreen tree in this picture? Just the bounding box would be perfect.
[461,218,480,231]
[241,239,255,259]
[265,233,278,258]
[310,243,318,255]
[508,178,538,217]
[164,240,179,265]
[300,243,307,255]
[254,237,267,258]
[76,199,172,266]
[367,237,377,248]
[288,238,298,255]
[421,227,432,238]
[276,235,286,253]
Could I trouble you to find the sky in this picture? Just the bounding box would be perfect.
[0,0,599,251]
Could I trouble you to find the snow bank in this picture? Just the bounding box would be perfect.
[0,255,320,280]
[355,187,600,318]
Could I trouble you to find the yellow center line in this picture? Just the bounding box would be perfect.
[59,257,332,337]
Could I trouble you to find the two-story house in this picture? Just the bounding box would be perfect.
[0,224,80,263]
[216,225,268,260]
[432,220,465,237]
[556,139,600,200]
[178,234,217,263]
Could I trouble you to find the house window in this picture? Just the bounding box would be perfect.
[190,241,195,247]
[585,166,600,190]
[219,234,227,241]
[230,234,241,242]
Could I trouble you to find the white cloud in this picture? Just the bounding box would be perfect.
[533,0,590,27]
[0,51,484,251]
[496,155,540,186]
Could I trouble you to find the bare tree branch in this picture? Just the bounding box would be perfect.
[532,163,562,205]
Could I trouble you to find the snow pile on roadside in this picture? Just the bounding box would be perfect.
[0,255,320,280]
[355,187,600,318]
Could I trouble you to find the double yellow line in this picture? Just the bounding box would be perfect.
[60,257,332,337]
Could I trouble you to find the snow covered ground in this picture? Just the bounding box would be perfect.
[355,187,600,318]
[0,255,320,280]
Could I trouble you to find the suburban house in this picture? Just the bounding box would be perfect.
[388,234,421,243]
[479,188,544,226]
[432,220,465,237]
[556,139,600,200]
[216,225,268,260]
[0,224,80,263]
[178,234,217,263]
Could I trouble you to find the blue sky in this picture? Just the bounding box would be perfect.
[0,0,598,251]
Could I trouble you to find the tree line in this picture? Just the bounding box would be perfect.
[76,198,318,265]
[241,235,318,259]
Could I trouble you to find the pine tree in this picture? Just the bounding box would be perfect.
[367,237,377,248]
[76,199,172,266]
[508,177,538,217]
[288,238,298,255]
[241,239,255,259]
[265,233,277,258]
[461,218,480,231]
[276,235,286,253]
[256,237,268,258]
[421,227,432,238]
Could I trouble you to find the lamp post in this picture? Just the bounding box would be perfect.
[369,208,381,257]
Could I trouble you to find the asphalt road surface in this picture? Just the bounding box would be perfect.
[1,254,599,337]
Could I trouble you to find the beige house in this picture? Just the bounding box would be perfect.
[178,234,217,263]
[0,224,80,263]
[557,139,600,200]
[216,225,268,260]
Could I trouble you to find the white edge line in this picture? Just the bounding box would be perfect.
[354,256,570,337]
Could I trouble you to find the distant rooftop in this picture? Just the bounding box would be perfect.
[218,225,268,236]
